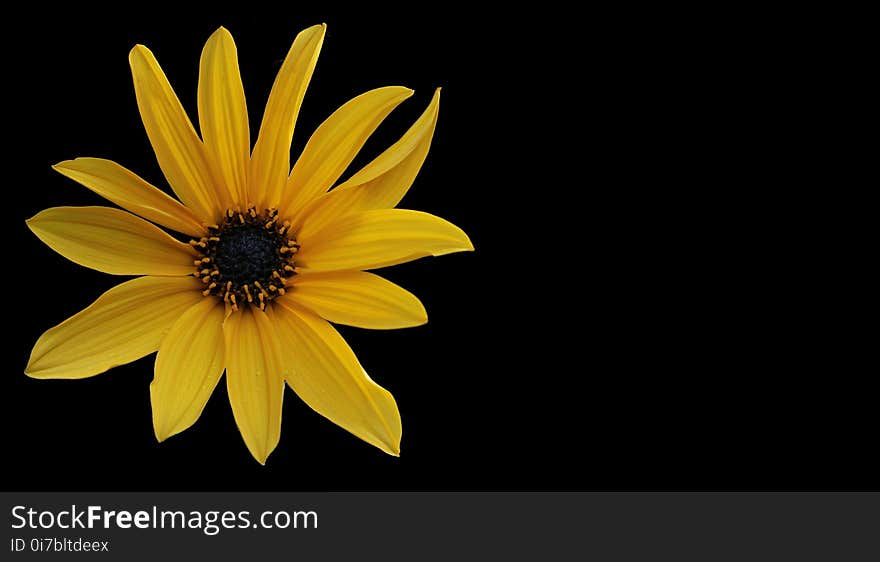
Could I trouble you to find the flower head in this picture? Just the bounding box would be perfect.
[25,25,472,463]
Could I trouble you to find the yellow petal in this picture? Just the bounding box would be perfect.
[296,89,441,239]
[151,297,225,441]
[223,307,285,464]
[296,209,473,272]
[250,24,325,209]
[26,276,203,379]
[27,206,197,276]
[274,299,401,455]
[288,271,426,329]
[130,44,220,223]
[53,158,205,237]
[282,86,413,217]
[198,27,249,209]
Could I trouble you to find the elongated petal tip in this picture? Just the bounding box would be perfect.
[409,296,429,327]
[24,351,53,378]
[301,23,328,39]
[24,345,54,378]
[451,214,474,252]
[308,23,327,44]
[434,219,473,254]
[24,364,55,379]
[462,234,475,252]
[23,361,40,379]
[128,44,150,64]
[24,211,47,231]
[206,27,234,45]
[249,446,271,465]
[442,222,475,253]
[50,158,86,177]
[243,434,278,466]
[297,23,327,47]
[24,353,117,380]
[207,26,237,46]
[51,159,74,172]
[153,421,174,443]
[150,383,170,443]
[376,421,401,456]
[415,307,429,326]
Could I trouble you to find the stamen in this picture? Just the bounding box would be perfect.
[188,207,298,309]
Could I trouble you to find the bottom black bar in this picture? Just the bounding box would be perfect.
[1,493,877,560]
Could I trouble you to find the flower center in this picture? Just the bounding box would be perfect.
[190,207,298,310]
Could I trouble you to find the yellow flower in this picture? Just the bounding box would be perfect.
[25,25,472,464]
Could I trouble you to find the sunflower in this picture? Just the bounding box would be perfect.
[25,25,472,464]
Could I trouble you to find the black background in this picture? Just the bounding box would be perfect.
[1,6,873,491]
